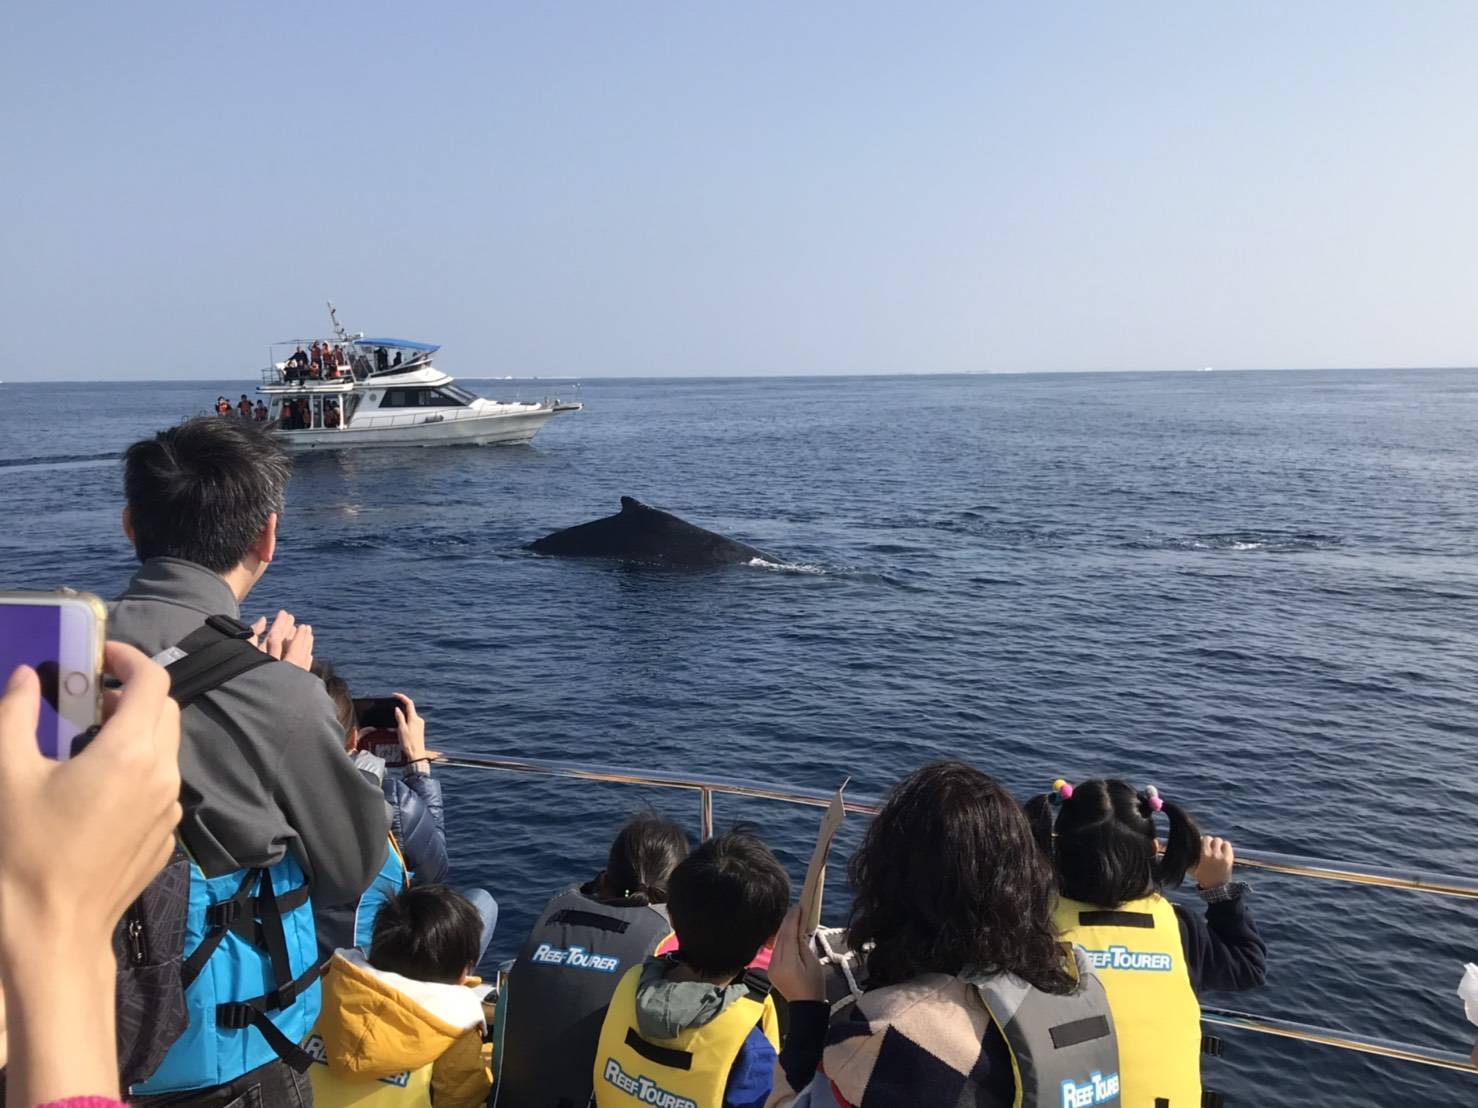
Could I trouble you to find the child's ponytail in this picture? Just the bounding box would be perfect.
[1153,792,1203,889]
[1023,791,1058,859]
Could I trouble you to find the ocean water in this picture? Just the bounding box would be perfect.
[2,370,1476,1105]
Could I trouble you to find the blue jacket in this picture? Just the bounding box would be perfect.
[724,1026,779,1107]
[384,768,449,884]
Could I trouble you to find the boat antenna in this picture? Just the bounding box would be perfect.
[327,300,351,342]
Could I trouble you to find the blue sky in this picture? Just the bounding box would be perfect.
[2,2,1475,380]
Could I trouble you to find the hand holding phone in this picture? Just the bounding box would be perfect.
[0,642,181,1106]
[392,693,429,763]
[352,694,438,768]
[0,591,106,759]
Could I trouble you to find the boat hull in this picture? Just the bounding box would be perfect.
[277,405,573,450]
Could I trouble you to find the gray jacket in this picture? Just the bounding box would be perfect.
[110,557,388,905]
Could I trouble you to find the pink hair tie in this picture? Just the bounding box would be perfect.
[1142,785,1163,813]
[1052,778,1074,801]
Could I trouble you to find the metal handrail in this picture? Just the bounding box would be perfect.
[434,750,1478,1076]
[1200,1007,1475,1074]
[436,752,1478,900]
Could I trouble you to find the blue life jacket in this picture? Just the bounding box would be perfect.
[134,853,322,1093]
[132,615,327,1094]
[353,835,410,950]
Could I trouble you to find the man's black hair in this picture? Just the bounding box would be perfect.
[123,417,292,573]
[368,884,482,985]
[667,829,789,977]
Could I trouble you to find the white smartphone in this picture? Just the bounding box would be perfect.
[0,590,107,759]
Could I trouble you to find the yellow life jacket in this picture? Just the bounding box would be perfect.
[593,964,780,1108]
[1054,894,1202,1108]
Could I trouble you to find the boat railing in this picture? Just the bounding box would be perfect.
[260,366,359,389]
[435,750,1478,1076]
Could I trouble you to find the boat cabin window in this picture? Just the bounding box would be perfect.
[378,388,471,408]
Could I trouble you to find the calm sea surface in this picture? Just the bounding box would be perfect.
[2,370,1476,1105]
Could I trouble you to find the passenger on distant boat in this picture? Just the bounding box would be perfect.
[214,396,231,416]
[237,395,253,419]
[1026,779,1267,1108]
[392,351,403,368]
[325,400,341,428]
[254,400,269,422]
[376,346,390,373]
[285,345,310,383]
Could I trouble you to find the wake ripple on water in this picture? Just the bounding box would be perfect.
[1131,530,1344,554]
[747,557,828,575]
[0,450,119,470]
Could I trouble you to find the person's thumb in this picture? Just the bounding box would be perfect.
[0,666,44,764]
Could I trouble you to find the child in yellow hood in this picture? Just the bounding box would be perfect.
[305,885,492,1108]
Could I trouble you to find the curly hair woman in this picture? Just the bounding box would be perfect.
[767,761,1121,1107]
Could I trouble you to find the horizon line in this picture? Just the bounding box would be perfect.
[8,364,1477,385]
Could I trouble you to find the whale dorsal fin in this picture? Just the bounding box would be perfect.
[619,496,649,512]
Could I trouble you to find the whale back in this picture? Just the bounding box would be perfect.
[527,497,776,566]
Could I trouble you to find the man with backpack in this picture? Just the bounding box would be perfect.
[110,417,389,1107]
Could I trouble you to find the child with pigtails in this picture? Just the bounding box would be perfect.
[1025,779,1268,1108]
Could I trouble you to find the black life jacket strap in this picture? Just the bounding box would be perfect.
[215,958,324,1071]
[549,908,632,933]
[1048,1014,1113,1049]
[1077,909,1156,929]
[180,868,260,988]
[165,616,272,708]
[1202,1034,1225,1057]
[217,989,320,1073]
[623,1027,693,1071]
[255,867,301,1004]
[741,968,773,1003]
[1202,1091,1226,1108]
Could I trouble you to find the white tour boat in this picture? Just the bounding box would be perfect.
[252,308,580,450]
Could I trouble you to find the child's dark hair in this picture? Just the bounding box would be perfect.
[666,829,789,977]
[1025,778,1202,908]
[368,884,482,985]
[598,812,690,907]
[848,762,1075,995]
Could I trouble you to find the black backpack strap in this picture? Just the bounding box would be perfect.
[741,968,773,1003]
[164,615,273,708]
